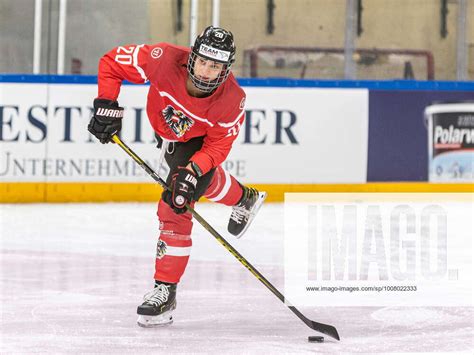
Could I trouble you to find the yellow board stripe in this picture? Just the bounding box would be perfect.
[0,182,472,203]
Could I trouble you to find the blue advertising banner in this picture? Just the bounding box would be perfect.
[367,91,474,181]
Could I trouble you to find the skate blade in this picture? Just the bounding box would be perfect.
[236,191,267,239]
[137,311,173,328]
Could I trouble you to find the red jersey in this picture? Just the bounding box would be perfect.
[97,43,246,175]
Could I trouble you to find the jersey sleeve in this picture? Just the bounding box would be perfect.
[189,95,246,175]
[97,44,151,100]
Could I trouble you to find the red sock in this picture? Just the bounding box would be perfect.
[204,166,243,206]
[154,200,193,283]
[154,233,192,284]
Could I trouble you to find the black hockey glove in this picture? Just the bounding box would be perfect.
[88,98,124,144]
[163,166,198,214]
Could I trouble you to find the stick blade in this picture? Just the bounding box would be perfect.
[308,320,340,341]
[287,305,340,340]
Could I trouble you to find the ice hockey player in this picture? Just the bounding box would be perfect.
[87,26,267,327]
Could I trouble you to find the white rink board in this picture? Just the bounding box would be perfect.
[0,83,368,183]
[234,87,368,183]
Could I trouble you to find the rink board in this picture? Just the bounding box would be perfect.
[0,76,473,202]
[1,182,472,203]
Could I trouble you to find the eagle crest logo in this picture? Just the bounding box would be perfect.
[162,105,194,138]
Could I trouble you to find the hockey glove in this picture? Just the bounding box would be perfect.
[163,166,198,214]
[88,98,124,144]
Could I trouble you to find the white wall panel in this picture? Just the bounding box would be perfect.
[0,83,369,183]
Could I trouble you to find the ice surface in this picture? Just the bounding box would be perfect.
[1,203,473,354]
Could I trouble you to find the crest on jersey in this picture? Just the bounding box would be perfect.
[162,105,194,138]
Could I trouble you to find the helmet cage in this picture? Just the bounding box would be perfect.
[187,52,232,93]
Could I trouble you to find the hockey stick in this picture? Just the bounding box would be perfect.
[111,134,340,341]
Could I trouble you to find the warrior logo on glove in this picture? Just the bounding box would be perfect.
[162,105,194,138]
[96,107,124,118]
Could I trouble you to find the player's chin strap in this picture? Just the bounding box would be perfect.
[110,134,340,341]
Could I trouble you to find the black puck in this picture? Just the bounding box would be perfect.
[308,335,324,343]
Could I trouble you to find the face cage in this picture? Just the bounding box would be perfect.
[187,52,232,93]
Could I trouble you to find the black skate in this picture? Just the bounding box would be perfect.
[228,186,267,238]
[137,282,177,327]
